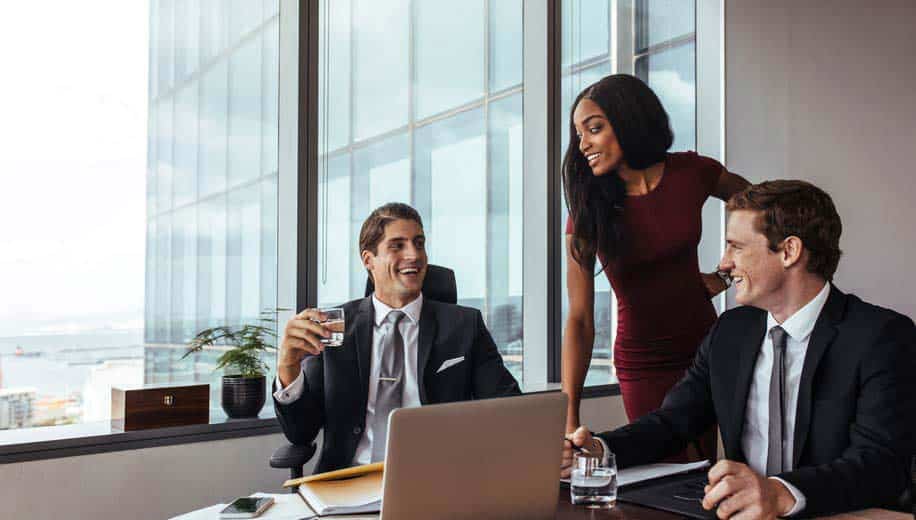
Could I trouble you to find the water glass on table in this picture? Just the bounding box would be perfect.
[570,450,617,508]
[315,308,345,347]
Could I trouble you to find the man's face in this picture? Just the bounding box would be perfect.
[363,218,428,305]
[719,210,787,310]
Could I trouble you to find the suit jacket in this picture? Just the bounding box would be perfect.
[274,296,521,473]
[599,285,916,516]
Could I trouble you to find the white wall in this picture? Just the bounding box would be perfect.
[2,395,629,520]
[3,433,295,520]
[725,0,916,319]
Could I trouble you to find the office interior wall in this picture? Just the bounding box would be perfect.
[725,0,916,318]
[3,433,299,520]
[2,395,628,520]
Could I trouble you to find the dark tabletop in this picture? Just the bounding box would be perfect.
[556,486,681,520]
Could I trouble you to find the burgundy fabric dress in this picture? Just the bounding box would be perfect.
[566,151,722,461]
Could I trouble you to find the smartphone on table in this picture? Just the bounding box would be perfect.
[219,496,274,518]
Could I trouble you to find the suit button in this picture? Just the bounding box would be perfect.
[353,426,362,435]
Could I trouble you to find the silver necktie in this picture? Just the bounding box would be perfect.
[370,310,406,463]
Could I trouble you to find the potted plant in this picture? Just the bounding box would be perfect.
[182,312,281,418]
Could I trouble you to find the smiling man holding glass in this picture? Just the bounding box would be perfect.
[273,202,521,474]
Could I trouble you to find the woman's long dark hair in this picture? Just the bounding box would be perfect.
[562,74,673,272]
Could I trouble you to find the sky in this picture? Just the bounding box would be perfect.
[0,1,150,337]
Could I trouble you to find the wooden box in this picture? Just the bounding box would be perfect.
[111,384,209,431]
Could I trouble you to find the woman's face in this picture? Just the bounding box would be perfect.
[573,98,624,176]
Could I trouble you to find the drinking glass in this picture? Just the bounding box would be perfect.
[570,450,617,508]
[316,307,344,347]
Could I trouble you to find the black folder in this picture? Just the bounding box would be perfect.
[617,469,717,520]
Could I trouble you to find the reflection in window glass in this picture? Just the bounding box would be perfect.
[197,196,228,333]
[318,0,351,152]
[228,36,263,188]
[636,0,695,51]
[174,84,198,208]
[414,0,485,119]
[157,0,175,95]
[353,0,409,140]
[488,0,523,92]
[200,0,227,63]
[227,184,262,328]
[317,0,524,386]
[199,61,228,198]
[262,21,280,176]
[488,94,524,381]
[157,98,174,213]
[561,0,610,68]
[174,0,200,83]
[317,155,352,307]
[416,109,488,301]
[146,5,279,415]
[636,43,696,152]
[171,206,197,345]
[228,0,262,44]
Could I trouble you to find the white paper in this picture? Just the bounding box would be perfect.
[617,460,710,487]
[562,459,710,487]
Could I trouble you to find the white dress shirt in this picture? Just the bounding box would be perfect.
[273,294,424,466]
[741,281,830,515]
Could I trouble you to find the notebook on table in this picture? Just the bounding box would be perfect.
[285,462,383,516]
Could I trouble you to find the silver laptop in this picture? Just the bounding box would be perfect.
[379,392,567,520]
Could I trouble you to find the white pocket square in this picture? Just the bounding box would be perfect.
[436,356,465,373]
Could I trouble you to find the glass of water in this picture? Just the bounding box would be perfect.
[570,450,617,508]
[316,307,345,347]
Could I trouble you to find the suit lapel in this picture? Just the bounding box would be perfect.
[727,312,768,459]
[416,301,437,404]
[792,285,844,468]
[354,296,375,408]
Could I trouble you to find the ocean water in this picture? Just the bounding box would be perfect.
[0,330,144,398]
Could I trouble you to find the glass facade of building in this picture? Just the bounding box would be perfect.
[143,0,281,407]
[314,0,526,383]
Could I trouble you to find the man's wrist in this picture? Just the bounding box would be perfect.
[278,363,302,388]
[767,477,797,516]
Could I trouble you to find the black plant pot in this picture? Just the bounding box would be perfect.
[221,375,266,418]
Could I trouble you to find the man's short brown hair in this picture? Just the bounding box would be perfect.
[358,202,424,256]
[727,180,843,281]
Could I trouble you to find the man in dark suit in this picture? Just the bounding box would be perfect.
[275,202,520,473]
[563,180,915,518]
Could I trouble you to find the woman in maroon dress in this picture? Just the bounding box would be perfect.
[561,74,749,461]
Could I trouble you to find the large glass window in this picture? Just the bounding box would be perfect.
[0,1,280,432]
[561,0,697,386]
[316,0,525,385]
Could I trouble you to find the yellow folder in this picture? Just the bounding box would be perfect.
[282,461,384,488]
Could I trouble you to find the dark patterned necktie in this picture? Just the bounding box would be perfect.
[766,326,788,476]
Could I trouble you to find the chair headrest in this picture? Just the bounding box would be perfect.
[364,264,457,304]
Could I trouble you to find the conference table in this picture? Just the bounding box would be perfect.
[174,486,909,519]
[176,488,681,519]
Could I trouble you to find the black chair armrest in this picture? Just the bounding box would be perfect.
[270,442,317,490]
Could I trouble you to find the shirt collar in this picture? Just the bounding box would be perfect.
[766,282,831,343]
[371,293,423,326]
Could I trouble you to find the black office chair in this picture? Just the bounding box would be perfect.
[269,265,458,489]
